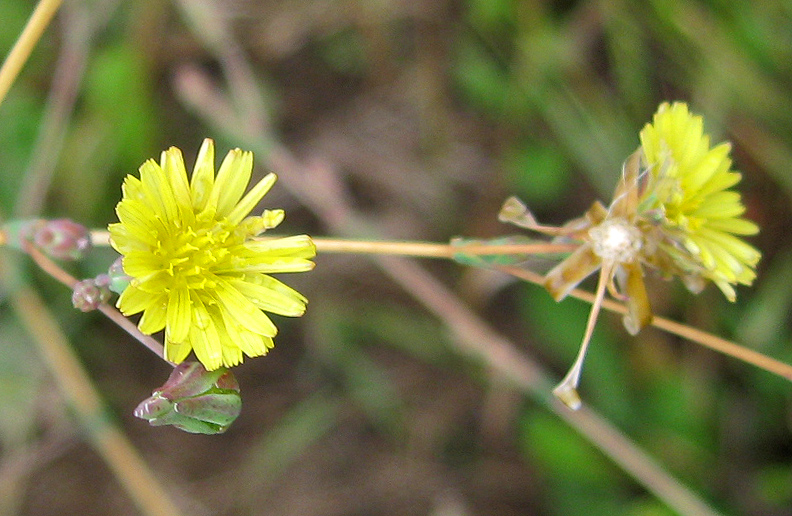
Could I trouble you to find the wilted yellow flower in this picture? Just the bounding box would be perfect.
[109,139,316,370]
[638,102,760,301]
[500,102,760,409]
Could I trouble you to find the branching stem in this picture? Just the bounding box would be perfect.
[24,243,167,362]
[498,265,792,382]
[84,228,792,381]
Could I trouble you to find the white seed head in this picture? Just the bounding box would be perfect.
[589,219,642,263]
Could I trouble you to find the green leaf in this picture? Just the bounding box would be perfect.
[452,235,563,267]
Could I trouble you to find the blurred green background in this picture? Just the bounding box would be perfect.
[1,0,792,515]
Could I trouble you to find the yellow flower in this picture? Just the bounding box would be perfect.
[108,138,316,370]
[638,102,760,301]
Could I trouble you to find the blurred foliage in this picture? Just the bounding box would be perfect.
[1,0,792,515]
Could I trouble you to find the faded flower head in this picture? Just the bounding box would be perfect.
[109,138,316,370]
[500,102,761,409]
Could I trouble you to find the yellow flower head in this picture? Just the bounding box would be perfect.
[109,138,316,370]
[638,102,760,301]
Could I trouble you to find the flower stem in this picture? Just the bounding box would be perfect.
[24,243,167,362]
[0,0,63,109]
[553,262,614,409]
[89,230,577,259]
[498,265,792,382]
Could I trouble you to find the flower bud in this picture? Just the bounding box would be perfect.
[107,257,131,294]
[134,362,241,434]
[3,218,92,260]
[72,278,112,312]
[33,219,92,260]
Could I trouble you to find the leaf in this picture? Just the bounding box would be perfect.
[451,235,564,267]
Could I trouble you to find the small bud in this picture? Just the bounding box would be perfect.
[34,219,92,260]
[72,278,112,312]
[3,219,93,260]
[134,362,242,434]
[107,257,131,294]
[94,273,112,290]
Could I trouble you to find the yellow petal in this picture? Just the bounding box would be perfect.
[713,279,737,302]
[229,275,308,316]
[122,252,164,279]
[697,228,761,265]
[214,281,277,337]
[226,173,277,225]
[684,143,730,195]
[214,149,254,217]
[139,160,178,223]
[166,286,192,344]
[160,146,194,223]
[243,235,317,259]
[692,191,744,219]
[164,338,192,364]
[219,309,270,358]
[705,217,758,236]
[221,344,244,368]
[117,284,159,316]
[116,198,162,238]
[191,138,216,212]
[189,294,223,370]
[138,299,168,334]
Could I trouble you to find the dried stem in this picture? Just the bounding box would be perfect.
[15,0,120,217]
[89,230,577,259]
[498,265,792,381]
[552,262,614,409]
[0,0,63,109]
[377,255,723,516]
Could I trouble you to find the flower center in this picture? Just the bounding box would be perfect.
[589,219,642,263]
[160,221,238,290]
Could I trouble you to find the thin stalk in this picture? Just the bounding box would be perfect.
[553,262,614,409]
[89,229,577,258]
[313,238,578,258]
[498,265,792,382]
[0,0,63,109]
[25,244,166,362]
